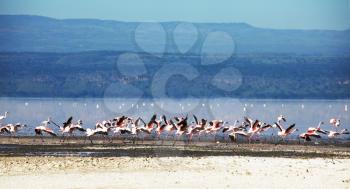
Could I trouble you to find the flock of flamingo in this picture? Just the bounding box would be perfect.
[0,111,349,144]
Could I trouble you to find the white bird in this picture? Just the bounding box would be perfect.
[277,115,286,123]
[85,126,111,144]
[86,127,109,137]
[41,117,52,127]
[329,118,340,127]
[326,129,350,138]
[0,112,9,122]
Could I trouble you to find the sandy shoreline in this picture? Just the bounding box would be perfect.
[1,156,350,189]
[1,137,350,189]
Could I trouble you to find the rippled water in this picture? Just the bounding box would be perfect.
[0,97,349,136]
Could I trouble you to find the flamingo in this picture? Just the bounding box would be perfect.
[269,115,287,141]
[205,120,224,133]
[2,123,26,135]
[222,120,240,141]
[86,126,110,144]
[299,130,321,142]
[277,115,286,123]
[41,117,51,126]
[0,123,26,142]
[231,130,251,142]
[162,119,178,141]
[95,120,113,131]
[275,122,297,139]
[202,119,226,141]
[254,123,274,143]
[112,116,130,128]
[329,118,341,132]
[113,118,139,143]
[0,112,9,123]
[70,120,86,132]
[188,115,207,141]
[134,115,159,143]
[245,117,262,141]
[173,116,189,145]
[230,117,261,143]
[307,122,327,134]
[226,123,249,143]
[258,123,272,132]
[326,129,350,138]
[58,117,86,142]
[329,118,340,127]
[34,125,57,142]
[0,125,10,134]
[156,115,169,138]
[58,116,73,142]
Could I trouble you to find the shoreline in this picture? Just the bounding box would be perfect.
[1,156,350,189]
[1,136,350,158]
[1,136,350,188]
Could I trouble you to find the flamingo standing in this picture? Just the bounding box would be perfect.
[0,112,9,123]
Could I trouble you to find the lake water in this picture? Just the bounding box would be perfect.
[0,97,349,137]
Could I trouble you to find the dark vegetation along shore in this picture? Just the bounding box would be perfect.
[1,52,350,99]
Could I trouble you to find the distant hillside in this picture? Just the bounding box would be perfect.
[0,51,349,98]
[0,15,349,54]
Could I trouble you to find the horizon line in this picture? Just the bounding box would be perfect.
[1,14,350,32]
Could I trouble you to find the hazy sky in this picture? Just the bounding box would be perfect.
[1,0,350,30]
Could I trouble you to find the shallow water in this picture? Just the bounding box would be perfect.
[0,97,349,136]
